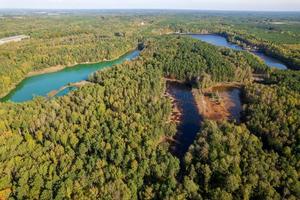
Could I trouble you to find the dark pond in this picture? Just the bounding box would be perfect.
[167,81,202,158]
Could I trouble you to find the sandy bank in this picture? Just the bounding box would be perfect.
[47,81,91,98]
[27,48,136,77]
[193,83,242,122]
[27,64,76,77]
[1,48,136,100]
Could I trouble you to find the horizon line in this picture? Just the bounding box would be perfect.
[0,8,300,12]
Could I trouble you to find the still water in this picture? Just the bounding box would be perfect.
[2,50,140,102]
[190,34,287,69]
[167,81,202,158]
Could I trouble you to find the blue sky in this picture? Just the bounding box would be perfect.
[0,0,299,11]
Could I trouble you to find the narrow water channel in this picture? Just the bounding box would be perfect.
[190,34,288,69]
[167,81,202,158]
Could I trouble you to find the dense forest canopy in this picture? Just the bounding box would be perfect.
[0,59,180,199]
[0,10,299,200]
[1,11,300,97]
[143,36,268,87]
[0,14,157,97]
[156,11,300,69]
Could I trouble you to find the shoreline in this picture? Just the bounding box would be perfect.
[200,82,243,92]
[192,83,243,122]
[165,91,182,125]
[0,48,136,100]
[47,80,91,98]
[26,48,136,77]
[181,32,296,70]
[164,78,186,125]
[26,64,76,77]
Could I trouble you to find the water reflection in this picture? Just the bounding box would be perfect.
[190,34,287,69]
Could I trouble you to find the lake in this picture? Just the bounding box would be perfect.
[190,34,288,69]
[2,50,140,102]
[167,81,202,158]
[2,35,288,103]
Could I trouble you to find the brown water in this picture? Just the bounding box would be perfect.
[211,86,242,123]
[167,82,242,158]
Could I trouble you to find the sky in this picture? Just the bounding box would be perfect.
[0,0,300,11]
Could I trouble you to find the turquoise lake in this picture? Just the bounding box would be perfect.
[2,34,289,103]
[2,50,140,102]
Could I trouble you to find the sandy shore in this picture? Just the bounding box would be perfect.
[165,90,182,125]
[0,49,136,100]
[27,64,77,77]
[47,80,90,98]
[27,48,136,77]
[193,89,230,121]
[193,83,242,122]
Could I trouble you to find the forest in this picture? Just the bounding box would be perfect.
[143,35,268,88]
[0,11,299,200]
[2,11,300,97]
[0,14,157,98]
[223,31,300,70]
[155,12,300,70]
[0,59,179,199]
